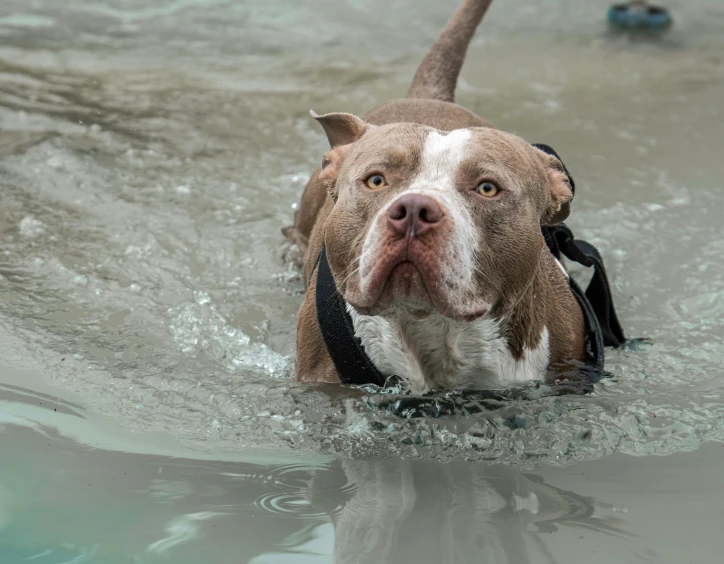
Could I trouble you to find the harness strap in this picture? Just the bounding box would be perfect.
[569,275,605,370]
[543,223,626,349]
[315,244,387,386]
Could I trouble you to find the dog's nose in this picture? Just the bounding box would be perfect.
[387,193,443,237]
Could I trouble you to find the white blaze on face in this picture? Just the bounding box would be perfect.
[414,128,472,189]
[358,128,479,300]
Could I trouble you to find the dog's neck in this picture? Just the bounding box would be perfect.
[347,250,579,393]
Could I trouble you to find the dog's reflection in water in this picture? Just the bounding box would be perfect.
[306,459,625,564]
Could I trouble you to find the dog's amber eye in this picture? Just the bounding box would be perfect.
[365,174,387,190]
[475,181,498,197]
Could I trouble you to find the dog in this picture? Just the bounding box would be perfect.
[286,0,604,393]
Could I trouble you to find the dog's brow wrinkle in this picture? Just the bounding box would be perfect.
[457,160,481,178]
[364,153,410,171]
[385,151,413,169]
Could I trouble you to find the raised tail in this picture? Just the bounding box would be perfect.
[406,0,493,103]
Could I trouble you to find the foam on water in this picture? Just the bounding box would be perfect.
[168,291,290,376]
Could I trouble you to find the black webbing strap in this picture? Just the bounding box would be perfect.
[315,244,387,386]
[543,223,626,350]
[569,275,605,370]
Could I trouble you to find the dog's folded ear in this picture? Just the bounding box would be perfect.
[311,110,369,147]
[533,147,574,225]
[310,111,371,201]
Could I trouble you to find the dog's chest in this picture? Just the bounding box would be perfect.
[347,305,550,392]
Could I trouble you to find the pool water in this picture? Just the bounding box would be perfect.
[1,0,724,562]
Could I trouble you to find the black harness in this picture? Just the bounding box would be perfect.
[314,144,626,389]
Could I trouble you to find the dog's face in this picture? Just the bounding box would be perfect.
[314,112,572,321]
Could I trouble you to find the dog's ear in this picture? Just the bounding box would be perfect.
[534,148,573,225]
[311,110,368,148]
[311,110,370,201]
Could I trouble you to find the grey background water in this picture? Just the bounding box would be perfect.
[1,0,724,562]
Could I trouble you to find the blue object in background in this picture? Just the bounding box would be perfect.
[608,3,672,31]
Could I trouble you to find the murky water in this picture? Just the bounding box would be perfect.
[1,0,724,561]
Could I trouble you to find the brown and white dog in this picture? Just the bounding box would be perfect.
[286,0,586,393]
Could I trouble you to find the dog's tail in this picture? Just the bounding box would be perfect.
[406,0,493,103]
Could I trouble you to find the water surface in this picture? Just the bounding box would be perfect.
[1,0,724,561]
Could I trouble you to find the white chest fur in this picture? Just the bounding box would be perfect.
[347,304,550,393]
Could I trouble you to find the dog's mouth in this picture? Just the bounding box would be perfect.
[385,260,430,303]
[345,248,488,321]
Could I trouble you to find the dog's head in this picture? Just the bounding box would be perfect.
[313,111,573,321]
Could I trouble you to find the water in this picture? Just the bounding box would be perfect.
[1,0,724,561]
